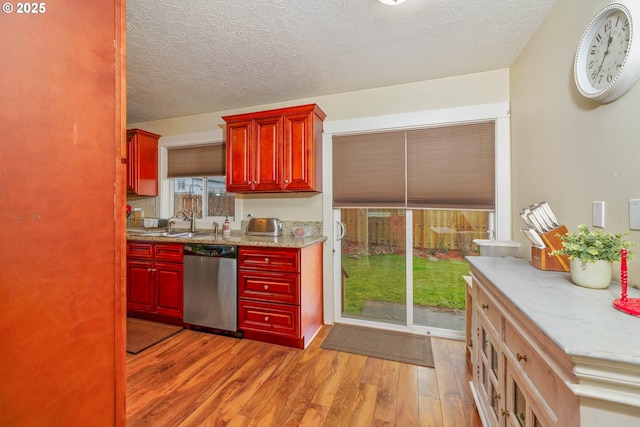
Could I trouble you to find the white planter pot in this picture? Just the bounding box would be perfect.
[570,258,612,289]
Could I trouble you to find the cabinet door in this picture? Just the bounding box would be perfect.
[126,129,159,196]
[136,132,159,196]
[154,261,184,318]
[126,133,137,193]
[282,111,315,191]
[476,318,501,427]
[505,364,549,427]
[254,116,283,191]
[127,260,154,312]
[226,120,254,192]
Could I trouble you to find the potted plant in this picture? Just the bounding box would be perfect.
[551,225,635,289]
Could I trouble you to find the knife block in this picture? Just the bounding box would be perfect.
[531,246,567,271]
[531,225,570,272]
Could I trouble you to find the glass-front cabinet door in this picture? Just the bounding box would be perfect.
[477,319,501,426]
[505,366,548,427]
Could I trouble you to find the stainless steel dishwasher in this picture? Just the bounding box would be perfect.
[183,244,238,333]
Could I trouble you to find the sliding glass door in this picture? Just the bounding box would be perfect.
[339,208,407,325]
[332,119,496,336]
[337,208,489,335]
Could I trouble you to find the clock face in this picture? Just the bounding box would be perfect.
[586,9,630,91]
[574,1,640,102]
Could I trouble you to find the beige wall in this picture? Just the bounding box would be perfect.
[130,68,509,136]
[511,0,640,285]
[129,69,509,222]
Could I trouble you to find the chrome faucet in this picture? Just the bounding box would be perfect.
[175,209,198,232]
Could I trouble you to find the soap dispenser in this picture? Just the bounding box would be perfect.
[222,217,231,237]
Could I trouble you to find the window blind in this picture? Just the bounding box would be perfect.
[407,122,495,210]
[332,121,495,210]
[333,131,406,208]
[167,143,226,178]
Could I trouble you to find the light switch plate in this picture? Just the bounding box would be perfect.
[630,200,640,230]
[593,201,605,228]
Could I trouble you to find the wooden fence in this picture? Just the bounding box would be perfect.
[341,209,490,255]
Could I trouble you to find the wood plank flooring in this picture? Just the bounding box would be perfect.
[127,325,481,427]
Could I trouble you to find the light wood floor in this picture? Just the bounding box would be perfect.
[127,325,481,427]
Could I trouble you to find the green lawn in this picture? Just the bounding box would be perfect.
[342,254,469,314]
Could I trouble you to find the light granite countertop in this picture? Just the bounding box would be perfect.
[127,229,327,248]
[467,256,640,366]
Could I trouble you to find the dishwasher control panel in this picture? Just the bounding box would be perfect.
[184,244,237,257]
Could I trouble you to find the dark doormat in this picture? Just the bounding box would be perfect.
[320,324,434,367]
[126,318,183,354]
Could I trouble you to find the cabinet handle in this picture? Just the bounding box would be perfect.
[284,179,289,184]
[481,304,489,309]
[493,392,501,400]
[253,181,257,184]
[501,410,510,417]
[247,181,251,184]
[516,353,528,362]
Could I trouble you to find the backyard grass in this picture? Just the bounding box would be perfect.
[342,253,469,314]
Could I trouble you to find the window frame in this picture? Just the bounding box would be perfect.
[157,130,243,229]
[321,103,512,325]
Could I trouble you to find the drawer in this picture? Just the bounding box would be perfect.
[153,243,183,262]
[504,321,558,414]
[238,247,299,272]
[238,300,300,337]
[239,271,299,304]
[127,242,154,259]
[477,285,501,334]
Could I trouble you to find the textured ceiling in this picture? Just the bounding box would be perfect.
[126,0,557,123]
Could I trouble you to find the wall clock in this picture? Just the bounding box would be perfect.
[574,1,640,102]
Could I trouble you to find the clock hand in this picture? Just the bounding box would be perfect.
[600,34,614,67]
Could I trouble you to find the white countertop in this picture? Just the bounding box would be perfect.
[467,256,640,366]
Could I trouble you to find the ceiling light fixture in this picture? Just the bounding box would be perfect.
[379,0,406,5]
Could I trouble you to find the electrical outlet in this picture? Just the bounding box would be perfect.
[593,201,605,228]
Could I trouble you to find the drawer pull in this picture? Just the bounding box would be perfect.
[516,353,528,362]
[264,285,269,290]
[265,257,270,263]
[264,316,270,322]
[493,392,501,400]
[501,410,510,417]
[481,304,489,309]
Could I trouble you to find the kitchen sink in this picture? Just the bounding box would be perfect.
[137,231,216,238]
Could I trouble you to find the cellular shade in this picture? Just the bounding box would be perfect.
[167,143,226,178]
[332,121,495,210]
[333,131,406,208]
[407,122,495,210]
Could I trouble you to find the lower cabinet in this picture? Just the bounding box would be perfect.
[127,241,184,324]
[238,243,323,349]
[470,276,579,427]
